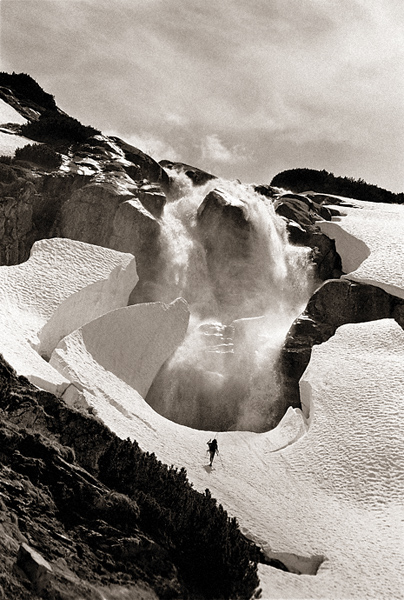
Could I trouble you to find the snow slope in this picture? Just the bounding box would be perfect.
[320,199,404,298]
[0,238,137,393]
[0,98,28,125]
[46,197,404,599]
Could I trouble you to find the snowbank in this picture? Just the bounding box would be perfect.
[49,315,404,599]
[320,200,404,298]
[1,192,401,598]
[0,98,28,125]
[50,298,190,399]
[0,238,137,354]
[0,131,35,156]
[0,238,137,393]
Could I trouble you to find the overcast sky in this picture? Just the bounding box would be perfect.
[1,0,403,191]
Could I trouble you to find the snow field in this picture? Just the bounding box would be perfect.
[50,298,190,400]
[45,198,402,599]
[0,238,137,393]
[320,199,404,298]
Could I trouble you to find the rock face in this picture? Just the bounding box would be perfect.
[271,192,343,281]
[109,137,169,188]
[17,543,53,595]
[280,279,404,405]
[0,101,169,305]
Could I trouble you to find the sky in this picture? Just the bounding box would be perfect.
[1,0,403,192]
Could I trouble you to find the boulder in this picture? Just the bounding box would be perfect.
[254,184,277,198]
[274,197,318,228]
[17,543,53,594]
[137,183,166,218]
[109,198,162,301]
[196,188,253,318]
[306,279,393,327]
[279,279,404,407]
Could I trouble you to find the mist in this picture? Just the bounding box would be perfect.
[145,173,315,432]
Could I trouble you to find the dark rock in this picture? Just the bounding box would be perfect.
[275,197,318,228]
[109,137,169,188]
[17,543,52,594]
[254,184,277,198]
[306,279,393,327]
[196,188,254,318]
[137,183,166,218]
[279,279,404,410]
[160,160,217,185]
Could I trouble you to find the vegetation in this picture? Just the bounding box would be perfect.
[14,143,62,169]
[271,168,404,204]
[99,440,260,599]
[0,355,260,600]
[21,110,100,144]
[0,71,56,110]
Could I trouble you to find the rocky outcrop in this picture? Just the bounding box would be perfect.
[0,164,165,305]
[0,86,170,294]
[280,279,404,405]
[273,193,343,281]
[0,353,260,599]
[110,137,169,188]
[160,160,217,186]
[196,188,254,319]
[108,197,162,297]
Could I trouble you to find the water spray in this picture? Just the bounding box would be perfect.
[145,172,314,433]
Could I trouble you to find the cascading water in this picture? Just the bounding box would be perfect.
[145,171,315,432]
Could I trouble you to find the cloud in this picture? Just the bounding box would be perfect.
[200,134,245,164]
[1,0,402,190]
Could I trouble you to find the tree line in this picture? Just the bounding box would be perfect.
[271,168,403,204]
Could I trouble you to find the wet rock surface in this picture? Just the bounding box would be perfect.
[272,191,343,281]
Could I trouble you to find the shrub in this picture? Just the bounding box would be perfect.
[14,143,62,169]
[0,71,56,110]
[99,442,260,599]
[21,111,100,144]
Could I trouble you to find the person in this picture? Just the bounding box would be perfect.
[207,438,219,467]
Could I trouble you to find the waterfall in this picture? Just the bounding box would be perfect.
[146,171,314,432]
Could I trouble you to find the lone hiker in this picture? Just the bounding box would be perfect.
[207,438,219,467]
